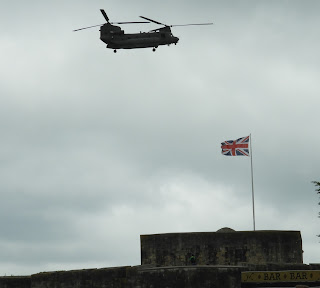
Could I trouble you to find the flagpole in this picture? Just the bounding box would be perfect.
[250,134,256,231]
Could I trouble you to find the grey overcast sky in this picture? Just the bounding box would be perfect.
[1,0,319,275]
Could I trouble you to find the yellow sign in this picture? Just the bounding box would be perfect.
[241,270,320,283]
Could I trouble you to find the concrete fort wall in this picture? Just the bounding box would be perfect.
[29,266,243,288]
[1,264,318,288]
[140,230,303,266]
[0,277,30,288]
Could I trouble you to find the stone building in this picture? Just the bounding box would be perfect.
[0,229,319,288]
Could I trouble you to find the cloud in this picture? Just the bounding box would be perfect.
[0,0,319,275]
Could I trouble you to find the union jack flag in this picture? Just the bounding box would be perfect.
[221,135,250,156]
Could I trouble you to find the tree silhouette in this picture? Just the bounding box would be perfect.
[312,181,320,239]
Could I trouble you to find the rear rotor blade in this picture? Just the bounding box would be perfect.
[140,16,166,26]
[73,23,104,32]
[100,9,109,22]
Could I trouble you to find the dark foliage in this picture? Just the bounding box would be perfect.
[312,181,320,238]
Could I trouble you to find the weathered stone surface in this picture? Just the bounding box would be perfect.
[141,230,303,266]
[134,266,243,288]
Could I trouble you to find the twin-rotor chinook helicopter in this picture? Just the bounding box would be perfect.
[74,9,213,53]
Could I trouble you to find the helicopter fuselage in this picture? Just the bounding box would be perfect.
[73,10,212,52]
[100,24,179,50]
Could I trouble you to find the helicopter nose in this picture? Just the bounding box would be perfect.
[174,36,179,43]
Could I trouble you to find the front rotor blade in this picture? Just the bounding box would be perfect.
[112,21,150,24]
[100,9,109,22]
[73,23,104,32]
[171,22,214,27]
[140,16,165,26]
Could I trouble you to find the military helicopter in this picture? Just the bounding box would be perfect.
[74,9,213,53]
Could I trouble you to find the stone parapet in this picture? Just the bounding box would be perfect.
[141,230,303,266]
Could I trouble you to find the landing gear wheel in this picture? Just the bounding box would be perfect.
[114,49,117,53]
[152,47,156,52]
